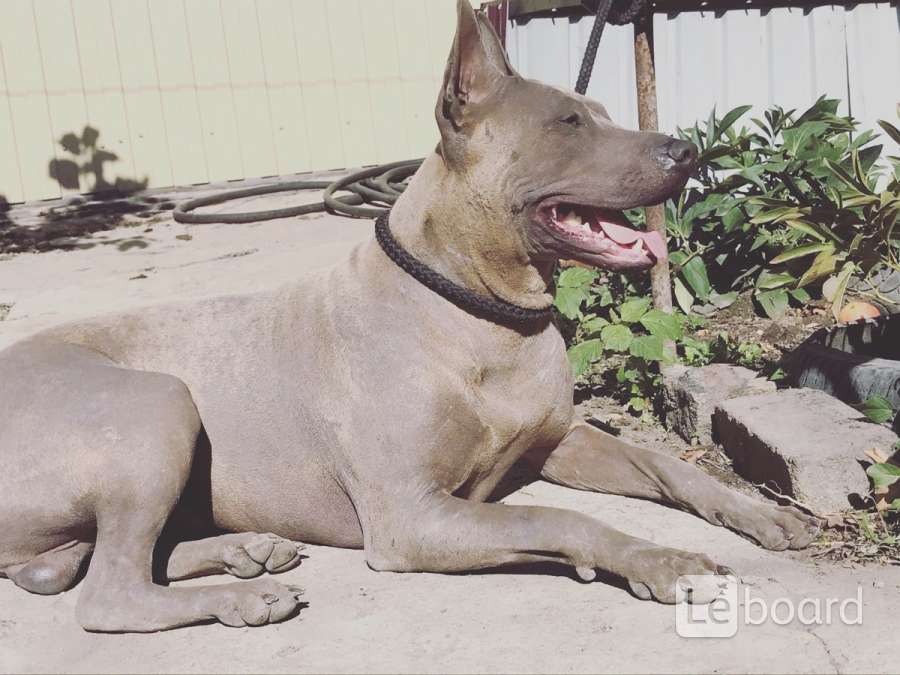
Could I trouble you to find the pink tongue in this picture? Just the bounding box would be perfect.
[597,219,668,262]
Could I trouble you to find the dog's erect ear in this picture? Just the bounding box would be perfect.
[438,0,515,134]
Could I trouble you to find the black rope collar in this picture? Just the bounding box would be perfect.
[374,211,553,326]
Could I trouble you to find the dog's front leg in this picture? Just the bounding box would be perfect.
[359,489,730,603]
[532,421,821,550]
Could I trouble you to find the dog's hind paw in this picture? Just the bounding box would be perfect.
[223,533,306,579]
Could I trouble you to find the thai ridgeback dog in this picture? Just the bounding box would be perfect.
[0,0,819,632]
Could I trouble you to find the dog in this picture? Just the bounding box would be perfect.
[0,0,819,632]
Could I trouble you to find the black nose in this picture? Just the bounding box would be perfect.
[665,139,698,167]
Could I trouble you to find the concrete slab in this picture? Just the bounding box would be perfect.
[661,364,775,444]
[713,388,899,514]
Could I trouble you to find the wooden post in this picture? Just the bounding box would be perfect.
[633,13,673,317]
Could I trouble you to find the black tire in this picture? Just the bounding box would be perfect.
[787,313,900,431]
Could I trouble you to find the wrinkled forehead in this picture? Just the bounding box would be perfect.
[500,78,615,125]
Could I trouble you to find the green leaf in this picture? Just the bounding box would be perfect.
[721,206,744,232]
[790,287,811,303]
[878,119,900,146]
[829,264,855,320]
[681,256,712,300]
[756,270,796,290]
[618,297,651,323]
[558,267,598,289]
[824,158,871,195]
[866,463,900,491]
[716,105,753,139]
[567,339,604,378]
[756,289,789,318]
[770,243,833,265]
[600,324,634,352]
[629,334,666,362]
[708,291,737,309]
[581,316,609,336]
[796,248,837,288]
[859,395,895,424]
[640,309,683,341]
[673,277,694,314]
[554,286,588,320]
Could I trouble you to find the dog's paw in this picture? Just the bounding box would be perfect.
[215,579,305,627]
[623,547,733,604]
[723,502,822,551]
[223,533,306,579]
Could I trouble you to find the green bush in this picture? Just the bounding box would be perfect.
[669,97,899,320]
[555,98,899,411]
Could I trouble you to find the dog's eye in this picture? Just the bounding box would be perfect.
[559,112,583,127]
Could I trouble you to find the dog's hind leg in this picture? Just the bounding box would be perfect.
[5,541,94,595]
[71,368,303,632]
[162,533,305,581]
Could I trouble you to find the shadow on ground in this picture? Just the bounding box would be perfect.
[1,126,175,254]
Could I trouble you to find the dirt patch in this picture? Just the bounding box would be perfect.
[690,291,829,369]
[0,194,173,254]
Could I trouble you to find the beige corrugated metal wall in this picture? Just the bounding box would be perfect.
[0,0,469,203]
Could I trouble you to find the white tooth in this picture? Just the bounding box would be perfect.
[631,240,644,251]
[563,213,583,226]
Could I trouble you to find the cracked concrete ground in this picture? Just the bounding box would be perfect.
[1,185,898,674]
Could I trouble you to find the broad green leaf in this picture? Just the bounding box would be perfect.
[790,287,811,303]
[673,277,694,314]
[554,286,588,320]
[740,165,767,190]
[558,267,598,289]
[796,249,837,288]
[629,334,666,362]
[581,316,609,336]
[640,309,683,341]
[860,396,895,424]
[708,291,738,309]
[618,297,651,323]
[756,288,789,318]
[681,256,712,300]
[756,270,796,290]
[597,286,614,307]
[567,339,603,378]
[866,463,900,490]
[600,324,634,352]
[721,206,744,232]
[770,243,833,265]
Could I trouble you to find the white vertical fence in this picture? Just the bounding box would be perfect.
[507,3,899,150]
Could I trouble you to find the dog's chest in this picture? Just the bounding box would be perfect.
[452,328,574,496]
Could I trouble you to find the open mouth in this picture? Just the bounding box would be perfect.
[537,201,667,268]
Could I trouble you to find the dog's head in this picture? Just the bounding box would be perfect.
[436,0,696,271]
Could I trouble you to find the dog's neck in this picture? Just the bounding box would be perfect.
[388,154,554,312]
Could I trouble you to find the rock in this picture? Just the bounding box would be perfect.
[713,388,899,513]
[661,364,776,444]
